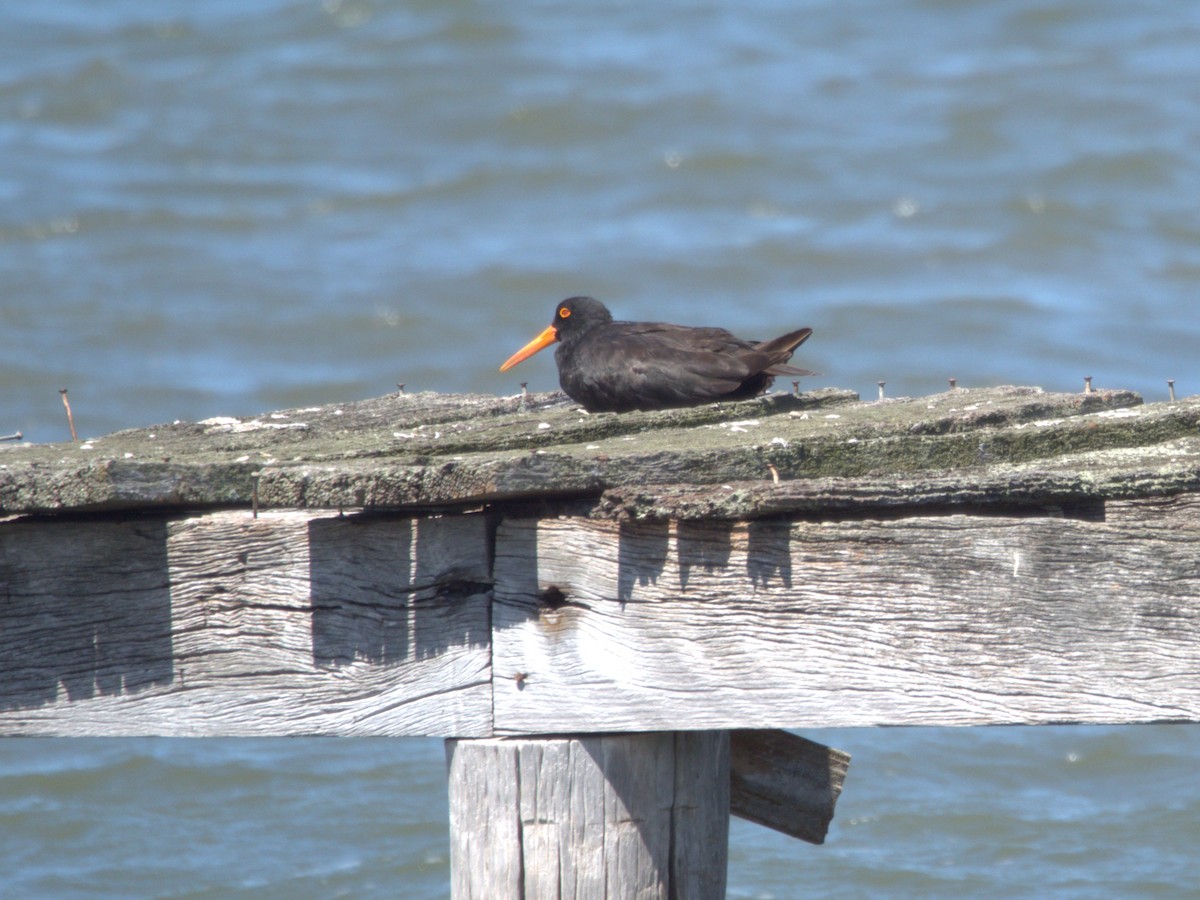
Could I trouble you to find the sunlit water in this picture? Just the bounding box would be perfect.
[2,1,1199,895]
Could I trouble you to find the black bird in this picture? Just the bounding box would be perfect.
[499,296,815,413]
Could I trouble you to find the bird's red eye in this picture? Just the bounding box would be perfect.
[559,307,571,319]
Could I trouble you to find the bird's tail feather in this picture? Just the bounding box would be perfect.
[757,327,817,375]
[755,327,812,356]
[765,363,818,376]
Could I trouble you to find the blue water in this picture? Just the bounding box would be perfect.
[2,1,1199,895]
[2,727,1198,898]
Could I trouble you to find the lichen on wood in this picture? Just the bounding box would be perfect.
[4,385,1196,518]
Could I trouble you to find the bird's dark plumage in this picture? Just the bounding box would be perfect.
[500,296,815,413]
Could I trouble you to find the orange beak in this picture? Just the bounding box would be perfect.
[499,323,559,372]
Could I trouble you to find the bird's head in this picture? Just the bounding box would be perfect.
[500,296,613,372]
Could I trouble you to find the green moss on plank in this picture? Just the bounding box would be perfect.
[3,384,1197,516]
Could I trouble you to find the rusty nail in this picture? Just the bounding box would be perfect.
[1084,376,1093,394]
[1168,379,1176,402]
[0,431,22,442]
[948,378,957,390]
[59,389,78,441]
[877,381,886,400]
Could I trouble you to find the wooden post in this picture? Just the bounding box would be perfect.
[446,731,730,899]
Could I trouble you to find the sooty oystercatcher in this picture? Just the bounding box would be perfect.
[500,296,815,413]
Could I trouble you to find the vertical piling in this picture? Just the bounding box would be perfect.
[446,731,730,899]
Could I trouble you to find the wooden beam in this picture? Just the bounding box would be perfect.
[6,493,1200,737]
[446,732,729,900]
[729,729,850,845]
[0,510,493,736]
[5,386,1180,517]
[491,507,1200,732]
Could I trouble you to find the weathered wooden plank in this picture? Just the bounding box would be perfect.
[9,493,1199,738]
[597,435,1200,521]
[0,515,173,711]
[0,388,845,514]
[5,385,1185,516]
[729,729,850,845]
[446,732,729,900]
[0,510,493,736]
[491,513,1200,733]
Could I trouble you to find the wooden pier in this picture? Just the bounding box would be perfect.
[3,383,1199,897]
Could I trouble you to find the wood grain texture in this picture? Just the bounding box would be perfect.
[446,732,729,900]
[491,511,1200,733]
[729,729,850,845]
[0,510,493,736]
